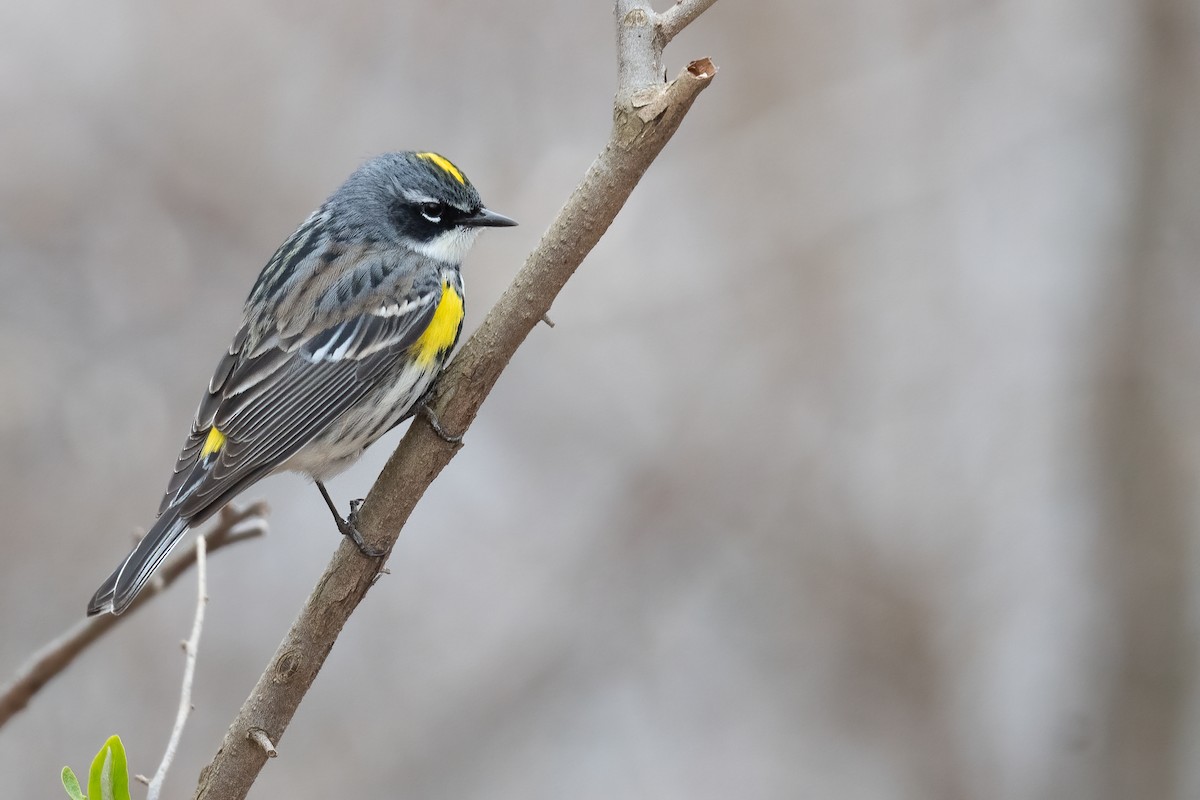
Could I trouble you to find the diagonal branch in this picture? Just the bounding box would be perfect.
[0,501,267,731]
[194,3,718,797]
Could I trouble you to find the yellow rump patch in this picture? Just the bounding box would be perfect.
[411,282,464,366]
[200,426,226,458]
[416,152,466,185]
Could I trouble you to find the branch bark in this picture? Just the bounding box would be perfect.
[194,3,718,797]
[0,502,267,730]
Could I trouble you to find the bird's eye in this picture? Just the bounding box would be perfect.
[419,202,445,223]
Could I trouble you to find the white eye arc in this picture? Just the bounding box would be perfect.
[419,201,445,223]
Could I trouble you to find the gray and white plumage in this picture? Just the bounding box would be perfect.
[87,151,516,616]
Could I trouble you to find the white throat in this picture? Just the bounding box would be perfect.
[412,226,481,264]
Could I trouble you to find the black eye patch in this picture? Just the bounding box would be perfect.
[419,202,446,223]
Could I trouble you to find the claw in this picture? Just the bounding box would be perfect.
[315,481,385,558]
[419,402,463,445]
[338,517,387,558]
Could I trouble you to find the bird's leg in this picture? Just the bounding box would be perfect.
[418,401,463,445]
[315,480,386,558]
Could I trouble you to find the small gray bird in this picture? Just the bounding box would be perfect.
[88,151,516,615]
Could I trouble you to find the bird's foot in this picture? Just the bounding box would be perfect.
[337,512,386,559]
[315,481,385,558]
[419,402,463,445]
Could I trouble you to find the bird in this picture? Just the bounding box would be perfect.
[87,151,516,615]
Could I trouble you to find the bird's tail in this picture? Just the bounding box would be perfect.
[87,511,190,616]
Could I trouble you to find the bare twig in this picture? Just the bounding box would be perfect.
[145,536,208,800]
[659,0,719,44]
[194,3,718,797]
[0,501,267,730]
[247,728,277,758]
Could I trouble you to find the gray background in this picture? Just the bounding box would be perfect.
[2,1,1198,798]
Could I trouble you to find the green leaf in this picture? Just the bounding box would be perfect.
[87,735,131,800]
[61,766,86,800]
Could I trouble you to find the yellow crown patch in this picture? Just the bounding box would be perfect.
[416,152,466,185]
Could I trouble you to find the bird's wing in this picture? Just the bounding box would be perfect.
[94,281,446,615]
[157,290,443,523]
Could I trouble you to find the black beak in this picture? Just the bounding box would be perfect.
[463,207,518,228]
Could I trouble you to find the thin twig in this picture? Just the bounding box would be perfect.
[247,728,277,758]
[0,501,267,730]
[659,0,719,44]
[194,3,718,796]
[146,535,208,800]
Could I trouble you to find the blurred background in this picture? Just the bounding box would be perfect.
[1,0,1198,797]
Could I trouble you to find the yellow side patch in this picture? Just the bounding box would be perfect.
[411,282,464,366]
[416,152,466,185]
[200,426,226,458]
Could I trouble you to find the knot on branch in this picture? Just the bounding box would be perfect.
[622,7,649,27]
[273,649,300,684]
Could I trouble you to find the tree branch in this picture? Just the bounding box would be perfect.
[194,3,718,797]
[659,0,719,44]
[144,536,208,800]
[0,501,267,730]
